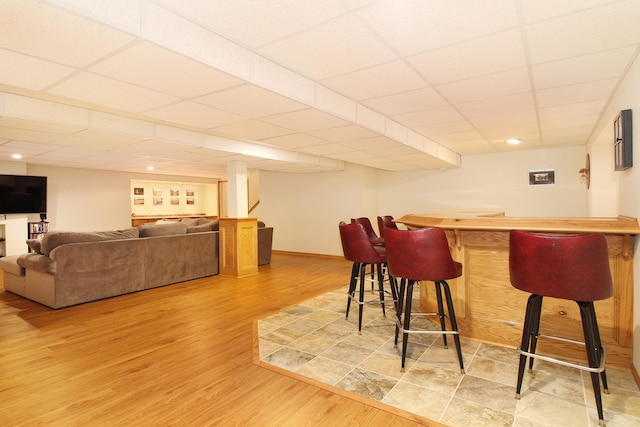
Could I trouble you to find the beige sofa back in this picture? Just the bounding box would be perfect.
[145,231,219,289]
[51,238,147,307]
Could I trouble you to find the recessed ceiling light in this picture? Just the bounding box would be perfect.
[11,153,23,159]
[147,166,155,170]
[507,138,521,145]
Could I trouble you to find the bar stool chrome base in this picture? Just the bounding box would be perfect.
[391,277,464,373]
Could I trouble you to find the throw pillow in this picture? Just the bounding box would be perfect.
[26,239,43,254]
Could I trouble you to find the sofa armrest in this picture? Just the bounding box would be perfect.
[258,227,273,265]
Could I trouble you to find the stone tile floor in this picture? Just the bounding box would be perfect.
[256,285,640,427]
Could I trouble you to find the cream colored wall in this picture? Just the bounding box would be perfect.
[130,179,216,217]
[25,165,218,231]
[253,163,378,256]
[255,145,586,257]
[379,146,587,218]
[586,53,640,373]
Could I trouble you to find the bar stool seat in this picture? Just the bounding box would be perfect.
[384,226,464,372]
[509,230,613,426]
[339,221,396,333]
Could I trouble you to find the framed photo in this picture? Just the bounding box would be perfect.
[170,197,179,205]
[153,188,163,196]
[529,170,555,185]
[153,197,163,205]
[134,197,145,205]
[133,187,144,195]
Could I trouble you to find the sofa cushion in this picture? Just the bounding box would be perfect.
[139,221,188,237]
[17,253,56,275]
[179,217,199,226]
[40,228,140,257]
[26,238,43,254]
[186,223,213,233]
[0,255,24,276]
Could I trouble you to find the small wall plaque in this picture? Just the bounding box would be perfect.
[529,170,555,185]
[614,109,632,171]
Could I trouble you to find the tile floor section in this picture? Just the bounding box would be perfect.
[257,285,640,427]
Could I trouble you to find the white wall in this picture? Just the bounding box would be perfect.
[379,146,587,218]
[254,163,378,255]
[255,145,587,257]
[25,165,218,231]
[587,53,640,372]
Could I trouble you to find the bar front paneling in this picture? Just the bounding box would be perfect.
[396,213,639,369]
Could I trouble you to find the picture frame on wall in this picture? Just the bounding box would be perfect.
[614,109,632,171]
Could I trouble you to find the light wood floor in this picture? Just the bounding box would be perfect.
[0,253,429,427]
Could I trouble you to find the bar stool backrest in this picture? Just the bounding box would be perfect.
[351,217,379,240]
[385,227,461,281]
[339,221,385,264]
[509,230,613,301]
[377,215,398,239]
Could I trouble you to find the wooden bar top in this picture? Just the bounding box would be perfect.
[396,212,640,235]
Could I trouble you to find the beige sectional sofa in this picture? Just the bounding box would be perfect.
[1,222,219,309]
[0,218,274,309]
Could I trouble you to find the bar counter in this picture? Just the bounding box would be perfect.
[395,212,640,369]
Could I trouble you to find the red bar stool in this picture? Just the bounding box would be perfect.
[351,217,385,246]
[377,215,398,239]
[339,221,396,333]
[509,230,613,426]
[384,227,464,372]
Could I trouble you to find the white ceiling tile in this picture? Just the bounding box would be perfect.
[457,93,536,118]
[261,109,349,132]
[144,101,246,129]
[212,120,293,141]
[0,117,81,135]
[392,106,463,128]
[469,110,537,130]
[258,14,397,80]
[48,72,180,113]
[45,0,142,34]
[358,0,519,55]
[541,116,599,132]
[320,60,427,100]
[297,142,355,156]
[526,1,640,64]
[538,100,605,122]
[89,42,244,98]
[0,0,135,67]
[362,87,448,116]
[413,120,475,137]
[153,0,348,48]
[307,125,378,142]
[0,49,75,91]
[533,47,637,89]
[195,84,306,117]
[55,129,148,149]
[260,134,329,150]
[535,79,618,107]
[520,0,618,23]
[341,136,398,151]
[409,29,527,85]
[437,68,531,104]
[0,126,66,143]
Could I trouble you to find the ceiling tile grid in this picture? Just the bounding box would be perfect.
[1,0,639,178]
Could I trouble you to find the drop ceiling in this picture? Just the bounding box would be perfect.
[1,0,639,179]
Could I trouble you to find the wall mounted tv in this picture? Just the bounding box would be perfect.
[0,174,47,214]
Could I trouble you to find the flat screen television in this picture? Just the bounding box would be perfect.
[0,174,47,214]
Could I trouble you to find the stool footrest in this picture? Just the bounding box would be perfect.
[519,347,606,373]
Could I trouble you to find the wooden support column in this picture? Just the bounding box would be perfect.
[219,217,258,278]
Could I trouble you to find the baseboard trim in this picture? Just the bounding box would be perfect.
[272,250,343,260]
